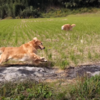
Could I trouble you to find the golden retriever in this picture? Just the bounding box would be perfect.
[0,37,47,64]
[61,24,76,31]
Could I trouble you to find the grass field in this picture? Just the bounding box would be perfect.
[1,13,100,100]
[0,13,100,68]
[1,74,100,99]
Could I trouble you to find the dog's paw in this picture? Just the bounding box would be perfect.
[40,57,47,62]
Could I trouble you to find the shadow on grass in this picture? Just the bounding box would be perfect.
[0,61,55,68]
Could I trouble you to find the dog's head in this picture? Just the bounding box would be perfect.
[71,24,76,27]
[33,37,45,50]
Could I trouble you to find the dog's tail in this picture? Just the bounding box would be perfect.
[61,25,64,30]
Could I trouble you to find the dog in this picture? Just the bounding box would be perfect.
[0,37,47,64]
[61,24,76,31]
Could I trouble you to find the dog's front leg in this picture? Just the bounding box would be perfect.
[29,53,47,63]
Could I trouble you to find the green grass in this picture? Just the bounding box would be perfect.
[1,75,100,100]
[56,75,100,100]
[1,13,100,68]
[0,81,53,100]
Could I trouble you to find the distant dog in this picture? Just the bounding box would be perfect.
[0,37,47,64]
[61,24,76,31]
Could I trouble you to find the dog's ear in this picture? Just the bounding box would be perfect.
[33,37,38,42]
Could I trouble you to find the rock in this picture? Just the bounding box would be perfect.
[91,71,100,76]
[0,66,61,83]
[0,63,100,83]
[5,73,18,81]
[34,72,43,77]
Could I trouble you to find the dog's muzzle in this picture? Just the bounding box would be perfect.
[43,47,45,49]
[39,46,45,50]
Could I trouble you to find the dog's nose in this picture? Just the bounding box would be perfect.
[43,47,45,49]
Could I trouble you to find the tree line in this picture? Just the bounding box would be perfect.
[0,0,100,19]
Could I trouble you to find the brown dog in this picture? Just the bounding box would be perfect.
[0,37,47,64]
[61,24,76,31]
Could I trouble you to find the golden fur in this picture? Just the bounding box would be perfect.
[0,37,47,64]
[61,24,76,31]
